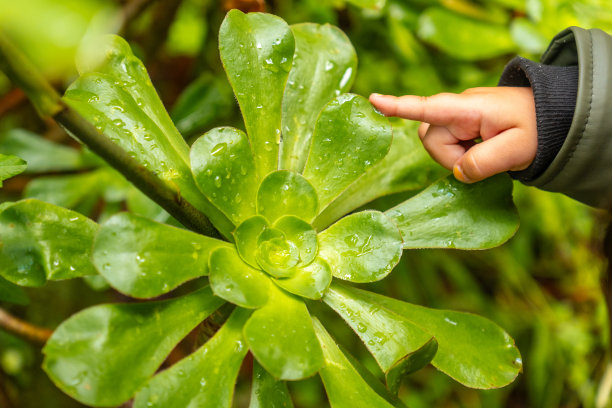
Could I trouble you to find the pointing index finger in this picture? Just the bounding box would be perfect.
[369,93,469,126]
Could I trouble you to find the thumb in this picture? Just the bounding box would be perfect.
[453,128,536,183]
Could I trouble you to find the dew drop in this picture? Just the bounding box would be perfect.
[211,142,227,156]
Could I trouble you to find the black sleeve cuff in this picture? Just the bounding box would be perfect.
[498,56,578,182]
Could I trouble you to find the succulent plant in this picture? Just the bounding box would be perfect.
[0,10,521,407]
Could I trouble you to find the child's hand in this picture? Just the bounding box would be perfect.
[369,88,538,183]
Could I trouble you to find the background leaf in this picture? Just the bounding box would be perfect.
[0,153,26,187]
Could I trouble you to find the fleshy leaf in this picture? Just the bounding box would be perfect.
[256,227,300,278]
[273,257,332,300]
[0,128,98,173]
[249,360,294,408]
[0,199,98,287]
[279,23,357,173]
[66,37,233,237]
[209,247,271,308]
[274,215,317,266]
[43,286,225,407]
[235,215,269,268]
[76,35,187,158]
[191,127,257,225]
[323,285,435,380]
[343,286,522,389]
[93,213,230,298]
[0,276,29,305]
[219,10,294,179]
[314,120,447,229]
[244,286,324,380]
[317,211,402,282]
[312,318,397,408]
[133,307,251,408]
[0,153,26,187]
[385,175,519,249]
[302,94,392,213]
[257,171,318,223]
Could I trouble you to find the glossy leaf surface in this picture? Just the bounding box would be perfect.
[0,153,26,187]
[313,318,396,408]
[249,360,294,408]
[209,247,271,308]
[219,10,294,179]
[191,127,258,225]
[257,171,318,223]
[273,257,331,300]
[314,120,447,229]
[385,175,519,249]
[235,215,269,268]
[273,215,318,266]
[346,286,522,389]
[318,211,402,282]
[324,283,435,374]
[0,200,97,287]
[244,286,324,380]
[302,94,392,212]
[93,213,230,298]
[133,308,251,408]
[66,36,233,237]
[43,287,224,406]
[280,23,356,172]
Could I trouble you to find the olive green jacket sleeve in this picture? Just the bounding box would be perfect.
[524,27,612,208]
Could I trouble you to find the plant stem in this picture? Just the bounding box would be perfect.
[0,308,52,345]
[0,31,220,238]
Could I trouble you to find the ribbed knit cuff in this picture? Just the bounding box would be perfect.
[498,56,578,182]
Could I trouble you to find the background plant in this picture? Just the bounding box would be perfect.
[0,1,611,407]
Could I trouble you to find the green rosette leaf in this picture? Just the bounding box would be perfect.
[280,23,356,173]
[257,171,318,223]
[385,175,519,249]
[244,286,324,380]
[339,285,522,389]
[314,120,447,229]
[209,247,271,308]
[65,35,233,237]
[324,283,437,393]
[0,200,98,287]
[93,213,231,298]
[133,307,251,408]
[313,318,397,408]
[303,94,392,215]
[318,211,402,282]
[191,127,258,225]
[219,10,294,180]
[43,287,225,407]
[249,360,294,408]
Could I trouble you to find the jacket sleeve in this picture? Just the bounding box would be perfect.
[515,27,612,208]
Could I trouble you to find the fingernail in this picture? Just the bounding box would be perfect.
[453,165,471,183]
[370,93,381,98]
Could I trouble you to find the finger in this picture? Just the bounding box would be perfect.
[453,128,537,183]
[418,122,429,140]
[369,93,476,126]
[421,125,466,170]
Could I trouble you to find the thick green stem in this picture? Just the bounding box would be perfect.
[0,31,220,238]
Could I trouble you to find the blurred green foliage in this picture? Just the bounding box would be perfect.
[0,0,611,407]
